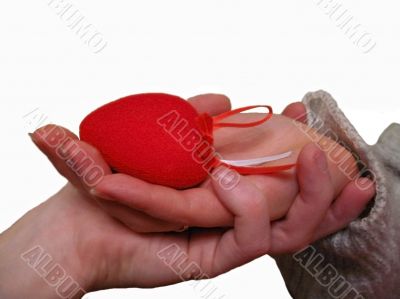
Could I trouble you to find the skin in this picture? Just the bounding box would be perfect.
[0,94,375,298]
[211,112,360,220]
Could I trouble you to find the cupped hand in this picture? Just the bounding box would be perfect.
[31,94,234,232]
[0,167,276,298]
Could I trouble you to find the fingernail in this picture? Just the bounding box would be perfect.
[315,150,328,173]
[90,188,114,202]
[28,132,38,143]
[90,188,104,198]
[213,166,240,190]
[174,225,189,232]
[355,177,375,191]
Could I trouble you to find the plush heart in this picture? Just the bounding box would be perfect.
[80,93,295,189]
[79,93,215,189]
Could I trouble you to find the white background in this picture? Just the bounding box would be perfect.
[1,1,399,298]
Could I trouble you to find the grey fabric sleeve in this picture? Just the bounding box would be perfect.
[274,90,400,299]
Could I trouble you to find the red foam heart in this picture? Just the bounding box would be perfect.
[80,93,214,189]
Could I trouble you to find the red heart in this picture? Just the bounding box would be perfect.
[79,93,214,189]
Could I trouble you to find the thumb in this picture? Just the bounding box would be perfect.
[208,166,271,275]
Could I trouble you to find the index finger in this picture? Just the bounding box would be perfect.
[92,173,234,228]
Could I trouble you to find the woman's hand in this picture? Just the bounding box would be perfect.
[0,164,275,298]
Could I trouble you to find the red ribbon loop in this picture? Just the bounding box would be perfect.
[196,104,295,175]
[213,105,273,129]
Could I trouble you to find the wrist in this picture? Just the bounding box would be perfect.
[0,230,73,299]
[0,192,92,298]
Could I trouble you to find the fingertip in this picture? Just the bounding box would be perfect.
[33,124,57,137]
[29,125,59,155]
[89,187,103,199]
[299,144,334,202]
[282,102,307,123]
[33,124,79,141]
[297,143,328,179]
[355,177,377,196]
[30,124,110,191]
[312,178,376,241]
[211,166,265,217]
[188,94,232,116]
[28,132,38,146]
[211,166,241,195]
[299,142,322,162]
[30,124,79,155]
[93,173,130,195]
[344,178,376,210]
